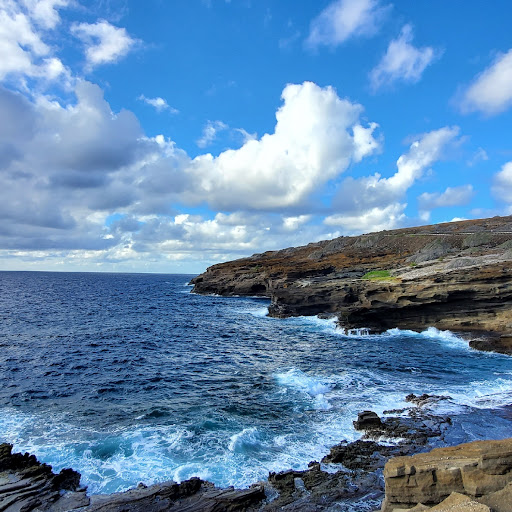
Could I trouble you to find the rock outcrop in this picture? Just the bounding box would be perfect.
[381,438,512,511]
[190,215,512,353]
[0,443,265,512]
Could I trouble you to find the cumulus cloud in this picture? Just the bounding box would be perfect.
[71,20,136,68]
[0,78,395,269]
[370,25,439,91]
[418,184,474,221]
[0,0,68,80]
[21,0,68,29]
[196,120,228,148]
[325,203,406,233]
[306,0,390,49]
[459,49,512,116]
[325,126,461,232]
[188,82,380,210]
[492,162,512,203]
[0,80,168,253]
[138,94,179,113]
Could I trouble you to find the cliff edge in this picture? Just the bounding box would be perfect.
[191,215,512,353]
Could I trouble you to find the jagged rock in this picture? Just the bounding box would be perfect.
[354,411,383,430]
[87,479,265,512]
[265,462,383,511]
[0,444,265,512]
[405,394,451,407]
[381,438,512,512]
[190,215,512,353]
[322,440,393,471]
[0,443,87,512]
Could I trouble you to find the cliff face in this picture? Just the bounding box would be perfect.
[191,216,512,352]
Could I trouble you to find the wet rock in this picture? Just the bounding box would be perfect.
[265,462,383,511]
[0,442,88,512]
[0,444,265,512]
[405,394,451,407]
[322,440,393,471]
[354,411,383,430]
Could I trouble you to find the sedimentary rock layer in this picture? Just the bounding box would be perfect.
[0,443,265,512]
[381,438,512,511]
[191,215,512,352]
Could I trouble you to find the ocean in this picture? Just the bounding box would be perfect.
[1,271,511,496]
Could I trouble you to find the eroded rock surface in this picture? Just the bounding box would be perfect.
[381,438,512,511]
[0,443,265,512]
[190,216,512,353]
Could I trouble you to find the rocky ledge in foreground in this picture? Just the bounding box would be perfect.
[381,438,512,511]
[190,215,512,354]
[0,443,265,512]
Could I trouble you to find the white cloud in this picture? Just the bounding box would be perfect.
[71,20,136,68]
[22,0,68,29]
[282,215,312,231]
[306,0,390,49]
[369,25,438,91]
[234,128,257,144]
[325,126,461,232]
[325,203,406,233]
[492,161,512,203]
[0,0,59,80]
[418,184,474,221]
[467,147,489,167]
[188,81,380,210]
[459,49,512,116]
[196,120,228,148]
[138,94,179,114]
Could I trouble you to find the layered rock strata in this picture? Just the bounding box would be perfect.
[381,438,512,511]
[191,216,512,353]
[0,443,265,512]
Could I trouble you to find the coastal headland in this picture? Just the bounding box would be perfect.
[191,215,512,354]
[3,216,512,511]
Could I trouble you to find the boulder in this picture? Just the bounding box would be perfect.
[353,411,382,430]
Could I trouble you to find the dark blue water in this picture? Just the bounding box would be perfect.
[1,271,511,495]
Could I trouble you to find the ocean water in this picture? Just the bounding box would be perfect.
[1,271,512,496]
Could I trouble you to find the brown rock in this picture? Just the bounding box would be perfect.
[429,492,490,511]
[381,438,512,511]
[190,215,512,352]
[477,481,512,512]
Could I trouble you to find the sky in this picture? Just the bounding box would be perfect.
[1,0,512,274]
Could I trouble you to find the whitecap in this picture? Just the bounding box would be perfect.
[275,368,333,397]
[228,427,263,453]
[243,307,269,318]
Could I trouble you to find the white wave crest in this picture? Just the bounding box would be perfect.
[228,427,262,453]
[385,326,470,350]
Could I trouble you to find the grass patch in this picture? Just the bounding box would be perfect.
[362,270,392,280]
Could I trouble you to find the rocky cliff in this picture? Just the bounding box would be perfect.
[191,215,512,353]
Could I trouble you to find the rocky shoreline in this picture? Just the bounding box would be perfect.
[5,393,511,511]
[190,215,512,354]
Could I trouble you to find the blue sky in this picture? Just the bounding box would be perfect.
[1,0,512,273]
